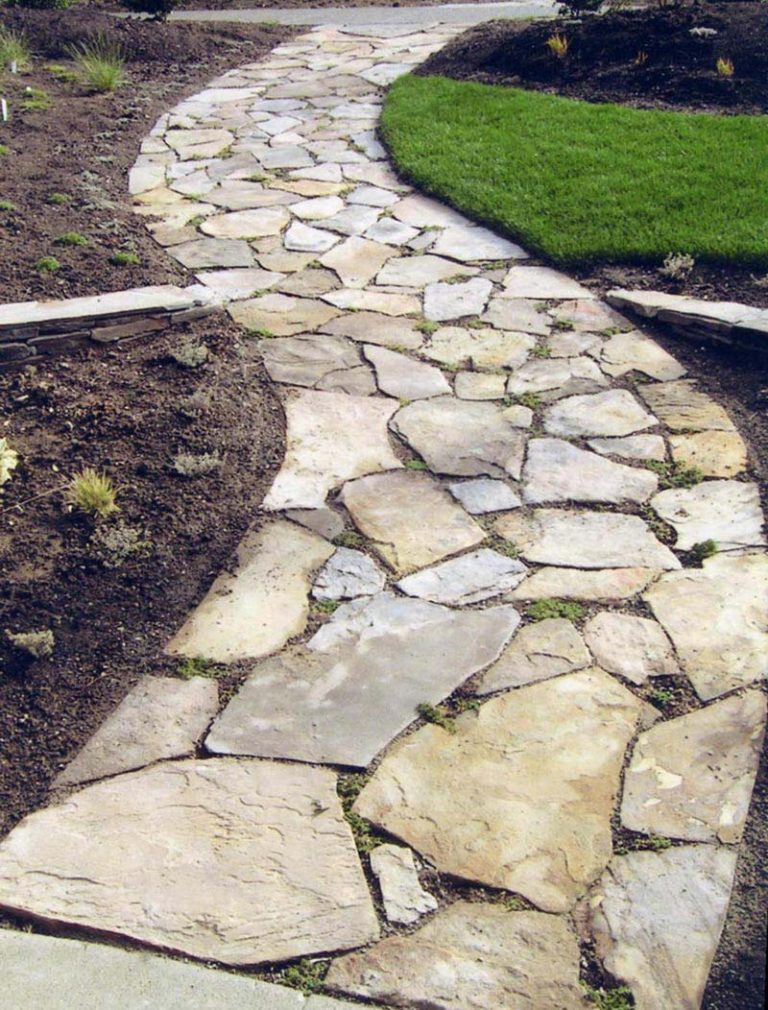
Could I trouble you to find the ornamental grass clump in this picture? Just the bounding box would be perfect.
[68,35,126,93]
[68,468,119,518]
[0,26,31,71]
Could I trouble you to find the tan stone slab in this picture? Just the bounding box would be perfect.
[323,288,420,315]
[200,207,290,239]
[422,326,535,370]
[510,567,661,601]
[320,235,396,287]
[229,293,340,336]
[319,311,423,349]
[669,430,748,477]
[522,438,658,505]
[368,845,437,925]
[638,380,736,432]
[476,618,590,693]
[166,520,333,663]
[583,612,679,685]
[600,331,687,380]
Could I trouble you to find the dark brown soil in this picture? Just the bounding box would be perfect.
[88,0,507,9]
[0,10,293,302]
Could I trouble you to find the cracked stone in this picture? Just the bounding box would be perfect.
[424,279,493,322]
[476,618,591,693]
[543,389,658,437]
[638,380,736,432]
[376,255,477,287]
[422,326,535,370]
[650,480,764,551]
[522,438,658,505]
[588,435,667,461]
[229,293,339,336]
[669,431,748,478]
[312,547,386,600]
[364,345,450,399]
[396,548,527,605]
[259,334,361,388]
[369,845,437,925]
[510,567,662,601]
[200,207,289,238]
[600,331,687,380]
[506,357,607,401]
[583,612,679,685]
[447,478,522,514]
[320,236,395,287]
[320,311,423,349]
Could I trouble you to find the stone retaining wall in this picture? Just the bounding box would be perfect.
[0,284,219,370]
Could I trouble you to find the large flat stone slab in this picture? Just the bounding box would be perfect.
[200,207,290,238]
[522,438,657,505]
[206,593,519,767]
[476,618,590,693]
[650,480,765,551]
[320,311,423,349]
[166,520,333,663]
[364,344,450,399]
[230,293,339,337]
[0,759,379,966]
[263,390,401,510]
[259,334,363,388]
[638,380,736,432]
[584,846,738,1010]
[644,552,768,699]
[506,357,607,401]
[621,691,766,843]
[341,470,485,575]
[503,266,593,299]
[396,548,527,605]
[355,669,641,912]
[668,430,748,478]
[543,389,657,437]
[327,902,588,1010]
[583,612,679,685]
[424,278,493,321]
[55,676,218,787]
[431,224,528,263]
[599,331,686,381]
[421,325,535,369]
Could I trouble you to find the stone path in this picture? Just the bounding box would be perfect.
[0,23,766,1010]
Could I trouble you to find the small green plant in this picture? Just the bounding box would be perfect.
[416,701,455,732]
[110,251,140,266]
[494,539,520,559]
[415,319,439,336]
[311,599,340,616]
[404,459,428,471]
[0,145,8,157]
[333,530,366,549]
[507,392,541,410]
[280,959,328,995]
[527,598,585,622]
[501,895,527,911]
[465,317,485,330]
[68,35,126,93]
[0,26,31,70]
[716,57,735,78]
[68,468,119,518]
[22,87,52,112]
[551,318,575,332]
[248,326,275,339]
[36,256,61,273]
[171,339,208,368]
[582,983,635,1010]
[649,688,673,708]
[5,628,55,659]
[688,538,717,565]
[55,232,88,247]
[176,657,218,679]
[46,63,79,83]
[531,344,551,359]
[646,460,703,489]
[0,200,16,212]
[47,192,72,205]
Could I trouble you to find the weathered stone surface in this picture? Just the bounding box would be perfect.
[424,278,493,321]
[653,480,764,552]
[317,366,377,396]
[207,593,518,767]
[522,438,658,505]
[348,184,399,207]
[476,618,590,693]
[369,845,437,925]
[327,902,588,1010]
[260,334,361,387]
[544,389,657,437]
[494,509,680,570]
[230,293,339,337]
[510,567,661,601]
[583,612,679,685]
[206,181,298,210]
[431,224,528,262]
[503,266,593,299]
[588,435,667,461]
[286,507,345,541]
[392,398,527,479]
[264,390,401,510]
[669,430,748,478]
[341,470,484,575]
[364,216,420,246]
[422,326,535,369]
[320,235,395,287]
[200,207,289,238]
[356,669,641,912]
[290,195,346,220]
[324,288,420,315]
[548,330,604,358]
[0,932,364,1010]
[481,297,550,335]
[585,846,738,1010]
[166,520,333,663]
[320,311,423,349]
[638,380,736,432]
[621,691,766,843]
[447,478,522,514]
[506,357,607,400]
[377,254,476,287]
[599,331,687,380]
[550,298,625,332]
[315,204,381,236]
[284,220,340,253]
[396,548,527,605]
[364,344,450,399]
[0,760,379,965]
[454,372,507,400]
[55,677,218,787]
[644,552,768,700]
[172,238,255,269]
[391,193,468,228]
[312,546,386,600]
[277,267,340,298]
[195,267,285,300]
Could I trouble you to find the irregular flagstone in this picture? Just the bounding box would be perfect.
[510,566,662,601]
[166,520,333,663]
[171,237,255,269]
[454,372,507,400]
[391,193,468,228]
[431,224,528,262]
[200,207,289,238]
[264,390,401,510]
[230,293,340,337]
[584,846,738,1010]
[364,216,420,246]
[259,334,362,387]
[317,366,377,396]
[392,398,527,479]
[583,612,679,685]
[476,618,591,694]
[424,278,493,321]
[543,389,658,437]
[286,507,345,541]
[341,470,485,575]
[314,204,381,236]
[206,181,299,210]
[621,691,766,843]
[0,932,366,1010]
[327,902,588,1010]
[355,669,642,912]
[599,331,687,380]
[481,296,551,335]
[320,310,423,349]
[644,552,768,700]
[323,288,420,315]
[638,379,736,432]
[364,344,450,399]
[319,235,395,287]
[376,254,477,287]
[312,546,386,600]
[447,477,522,514]
[0,759,379,966]
[503,266,594,299]
[422,326,535,369]
[396,549,528,605]
[550,298,626,332]
[588,434,667,461]
[548,330,604,357]
[206,593,518,767]
[669,430,748,478]
[284,220,340,253]
[55,677,218,787]
[368,844,437,925]
[347,184,399,207]
[650,480,765,551]
[290,195,346,220]
[276,267,340,298]
[494,509,680,570]
[195,267,286,300]
[522,438,658,505]
[506,357,607,401]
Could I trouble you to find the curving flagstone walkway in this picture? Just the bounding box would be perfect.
[0,24,766,1010]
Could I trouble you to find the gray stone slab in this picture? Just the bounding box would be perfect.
[364,344,450,399]
[171,238,255,269]
[171,3,558,27]
[259,334,362,387]
[522,438,658,505]
[396,548,527,605]
[543,389,657,437]
[424,278,493,321]
[312,546,386,600]
[447,477,522,514]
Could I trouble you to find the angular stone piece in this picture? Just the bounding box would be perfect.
[669,431,748,478]
[200,207,289,239]
[0,760,379,966]
[364,216,419,246]
[230,293,339,337]
[392,398,527,479]
[550,298,626,332]
[391,193,468,229]
[638,380,736,432]
[454,372,507,400]
[284,221,340,253]
[621,691,766,844]
[644,552,768,700]
[503,266,594,299]
[377,255,476,287]
[510,567,661,601]
[495,509,680,570]
[286,507,345,541]
[320,235,394,287]
[327,902,588,1010]
[424,278,493,322]
[276,267,340,298]
[264,390,401,510]
[364,344,450,399]
[548,330,604,358]
[165,520,332,663]
[651,480,765,551]
[290,195,346,220]
[355,669,641,911]
[482,297,551,336]
[588,435,667,462]
[260,334,361,387]
[506,357,607,401]
[206,181,297,211]
[447,478,522,514]
[172,238,255,269]
[422,326,535,369]
[396,549,527,605]
[195,267,285,301]
[585,846,738,1010]
[369,844,437,925]
[206,593,518,767]
[55,677,218,787]
[315,204,381,237]
[323,288,420,316]
[320,311,423,349]
[544,389,657,437]
[312,547,386,600]
[431,224,528,263]
[476,618,590,693]
[341,471,485,575]
[583,612,679,685]
[600,331,687,381]
[522,438,658,505]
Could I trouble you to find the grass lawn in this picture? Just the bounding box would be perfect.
[381,74,768,269]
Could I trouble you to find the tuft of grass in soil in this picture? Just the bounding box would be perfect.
[404,458,429,471]
[527,598,584,622]
[110,251,140,267]
[582,983,635,1010]
[311,599,340,616]
[36,255,61,273]
[417,701,456,732]
[333,530,366,549]
[337,773,382,854]
[176,657,220,680]
[278,959,328,995]
[47,192,72,205]
[68,468,118,518]
[687,538,718,565]
[646,460,703,489]
[55,231,89,248]
[382,73,768,269]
